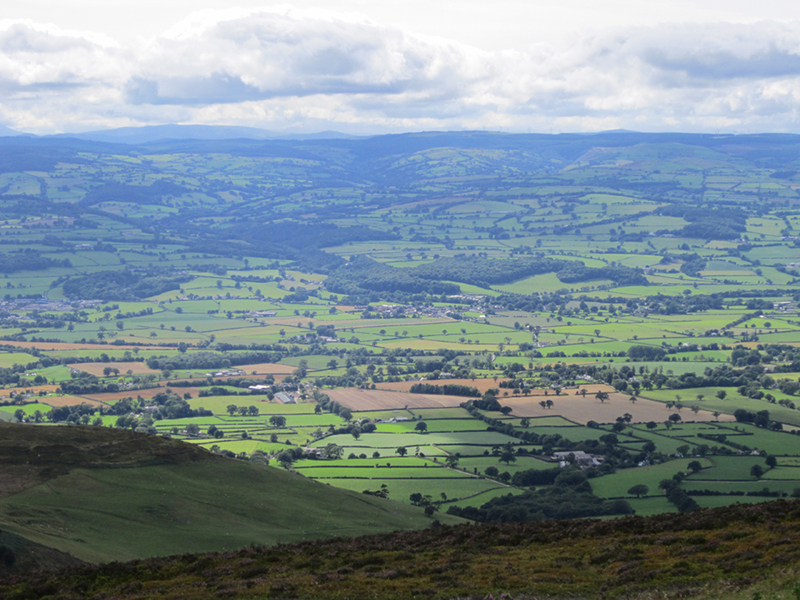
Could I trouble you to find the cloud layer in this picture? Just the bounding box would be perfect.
[3,10,800,133]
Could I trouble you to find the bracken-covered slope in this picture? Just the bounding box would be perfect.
[3,499,800,600]
[0,423,460,567]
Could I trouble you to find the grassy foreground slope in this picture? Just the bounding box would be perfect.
[0,423,460,565]
[4,500,800,600]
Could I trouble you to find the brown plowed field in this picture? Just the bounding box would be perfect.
[325,388,468,411]
[68,362,159,376]
[375,378,513,394]
[78,387,208,403]
[41,395,106,408]
[499,385,734,425]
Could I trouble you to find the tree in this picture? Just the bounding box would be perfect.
[765,455,778,469]
[324,443,343,459]
[269,415,287,427]
[545,399,554,409]
[668,413,682,424]
[444,455,459,468]
[499,451,517,465]
[395,446,408,457]
[646,421,657,430]
[520,418,530,428]
[248,405,259,416]
[484,466,499,478]
[627,484,649,498]
[595,391,609,403]
[687,460,703,473]
[415,421,428,433]
[716,390,727,400]
[13,409,24,422]
[750,464,765,479]
[226,404,237,416]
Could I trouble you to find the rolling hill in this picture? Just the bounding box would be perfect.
[0,423,460,569]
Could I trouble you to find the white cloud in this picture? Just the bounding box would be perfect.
[5,12,800,134]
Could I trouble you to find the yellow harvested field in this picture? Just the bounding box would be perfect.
[232,363,294,374]
[326,388,468,411]
[376,378,513,394]
[68,362,158,376]
[0,341,159,351]
[0,384,60,399]
[500,386,734,425]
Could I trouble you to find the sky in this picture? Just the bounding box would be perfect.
[3,1,800,134]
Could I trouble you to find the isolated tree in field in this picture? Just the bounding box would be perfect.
[499,450,517,465]
[520,418,530,428]
[595,391,609,403]
[716,390,727,400]
[713,411,721,421]
[395,446,408,457]
[485,466,499,478]
[668,413,682,424]
[445,455,459,468]
[646,421,657,430]
[350,427,361,440]
[696,394,705,402]
[226,404,237,416]
[269,415,286,427]
[13,409,24,422]
[628,484,649,498]
[750,464,765,479]
[766,456,777,469]
[580,388,587,398]
[415,421,428,433]
[324,443,343,459]
[630,396,637,404]
[539,400,547,409]
[688,461,703,473]
[546,399,554,409]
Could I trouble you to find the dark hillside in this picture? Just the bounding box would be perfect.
[0,422,213,499]
[3,500,800,599]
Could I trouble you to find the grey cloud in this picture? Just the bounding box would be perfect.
[125,10,491,106]
[8,14,800,134]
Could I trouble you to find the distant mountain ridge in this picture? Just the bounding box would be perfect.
[47,124,360,144]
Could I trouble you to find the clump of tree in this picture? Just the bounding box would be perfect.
[448,468,633,522]
[409,383,480,397]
